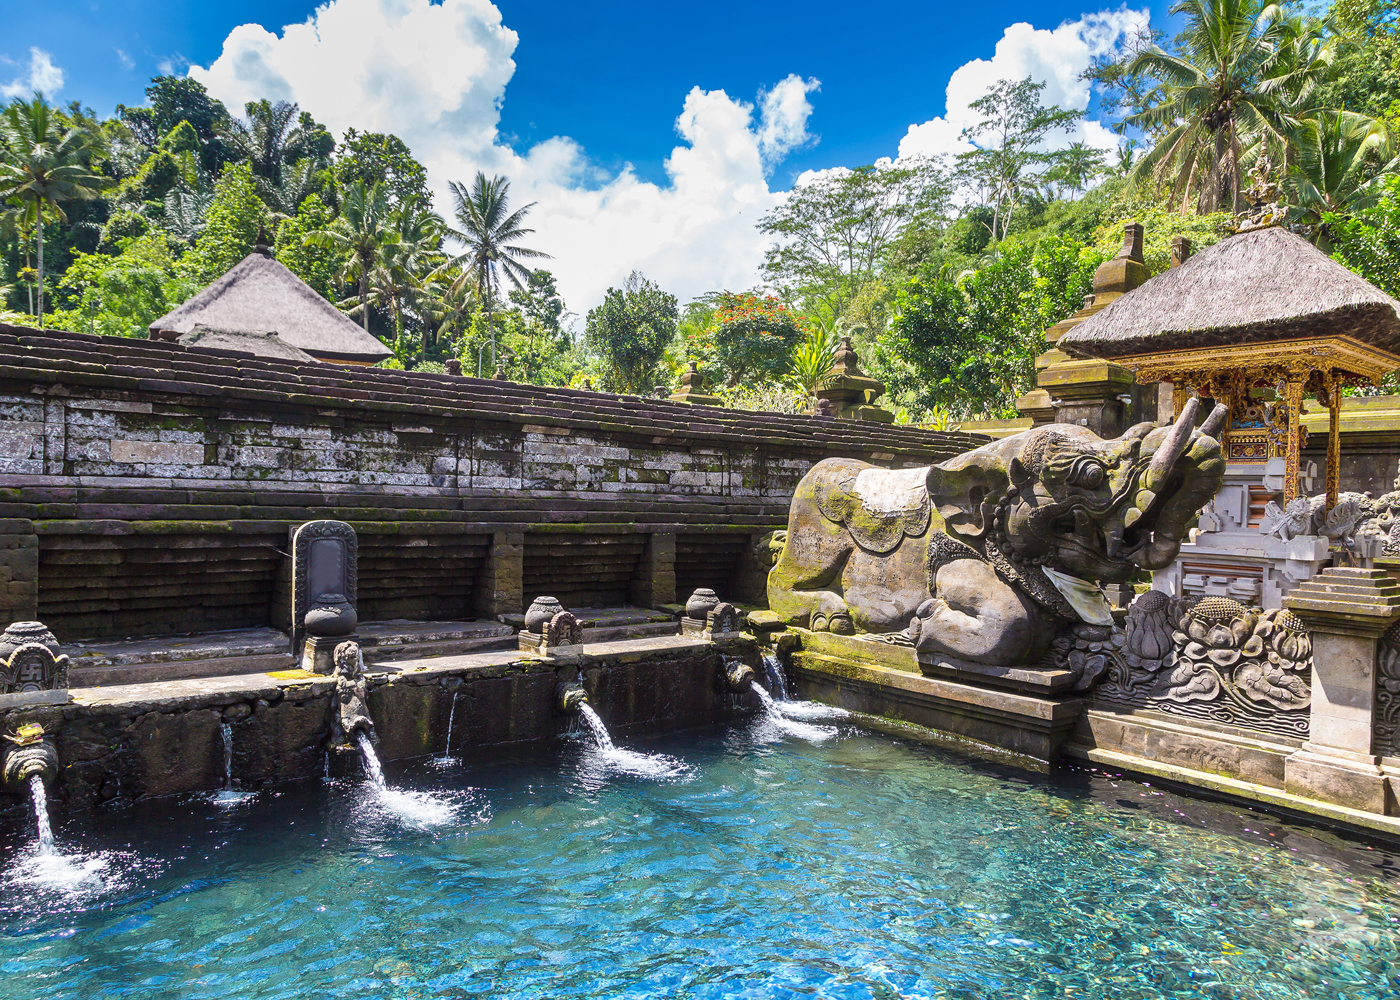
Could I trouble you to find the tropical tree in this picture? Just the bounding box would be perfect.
[708,292,807,386]
[438,171,550,368]
[584,271,678,394]
[1053,142,1108,196]
[956,78,1083,241]
[304,179,398,333]
[228,100,333,189]
[1282,109,1396,245]
[758,159,948,327]
[788,326,840,402]
[1124,0,1336,213]
[0,94,109,326]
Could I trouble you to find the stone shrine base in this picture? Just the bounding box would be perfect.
[1068,707,1400,842]
[779,629,1086,761]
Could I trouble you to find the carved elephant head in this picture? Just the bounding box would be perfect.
[926,398,1227,583]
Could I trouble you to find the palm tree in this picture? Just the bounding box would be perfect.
[1055,142,1107,196]
[368,203,444,353]
[1124,0,1335,213]
[304,180,398,333]
[1283,111,1396,248]
[438,172,550,368]
[0,94,108,327]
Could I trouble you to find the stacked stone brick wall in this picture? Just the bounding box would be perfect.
[0,324,986,640]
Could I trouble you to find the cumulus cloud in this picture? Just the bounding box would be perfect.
[190,0,810,314]
[898,10,1148,161]
[188,0,1139,315]
[2,47,65,99]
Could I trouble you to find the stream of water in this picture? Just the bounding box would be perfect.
[28,775,53,854]
[432,692,459,769]
[575,702,689,780]
[208,723,256,808]
[355,729,455,828]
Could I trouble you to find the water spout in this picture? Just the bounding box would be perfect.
[557,679,587,714]
[722,655,754,692]
[574,703,687,779]
[29,774,54,854]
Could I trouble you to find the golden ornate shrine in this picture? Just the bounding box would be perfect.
[1059,226,1400,515]
[1129,337,1399,506]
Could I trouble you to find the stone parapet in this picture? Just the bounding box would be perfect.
[1284,567,1400,814]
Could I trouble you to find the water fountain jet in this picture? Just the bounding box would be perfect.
[3,722,59,851]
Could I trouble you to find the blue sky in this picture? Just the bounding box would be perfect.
[4,0,1172,311]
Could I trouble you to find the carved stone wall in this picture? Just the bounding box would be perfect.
[0,324,983,638]
[1090,591,1312,740]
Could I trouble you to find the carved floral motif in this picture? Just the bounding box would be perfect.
[1091,594,1312,739]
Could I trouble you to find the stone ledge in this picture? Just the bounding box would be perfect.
[790,650,1085,760]
[1064,743,1400,845]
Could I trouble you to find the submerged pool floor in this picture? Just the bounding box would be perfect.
[2,710,1398,999]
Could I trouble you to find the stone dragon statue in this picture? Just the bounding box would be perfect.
[768,399,1228,668]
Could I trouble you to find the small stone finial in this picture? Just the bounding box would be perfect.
[254,224,272,257]
[582,378,593,391]
[832,336,864,376]
[816,397,834,417]
[654,385,668,398]
[1091,221,1150,300]
[1119,222,1144,263]
[493,365,505,380]
[445,358,462,376]
[1170,236,1193,268]
[681,361,704,391]
[1082,294,1095,310]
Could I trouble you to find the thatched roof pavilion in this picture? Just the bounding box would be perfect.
[1060,225,1400,507]
[1060,226,1400,360]
[149,246,391,365]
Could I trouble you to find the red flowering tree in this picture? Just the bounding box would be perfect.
[709,292,807,386]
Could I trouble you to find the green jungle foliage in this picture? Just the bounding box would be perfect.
[4,0,1400,412]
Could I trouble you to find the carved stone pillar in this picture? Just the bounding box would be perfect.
[472,531,524,619]
[1283,567,1400,813]
[630,531,676,608]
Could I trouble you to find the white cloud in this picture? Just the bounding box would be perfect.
[190,0,802,316]
[116,49,135,71]
[898,10,1148,160]
[2,47,65,99]
[188,1,1143,317]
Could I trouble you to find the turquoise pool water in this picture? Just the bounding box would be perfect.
[2,710,1398,999]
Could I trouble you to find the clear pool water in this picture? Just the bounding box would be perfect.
[2,711,1398,999]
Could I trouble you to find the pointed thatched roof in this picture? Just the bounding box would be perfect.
[177,326,318,363]
[149,250,391,364]
[1059,226,1400,360]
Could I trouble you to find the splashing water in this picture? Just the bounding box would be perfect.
[762,652,790,700]
[751,682,839,741]
[5,775,118,895]
[431,692,458,770]
[576,703,689,780]
[355,730,454,828]
[29,775,54,854]
[210,722,256,807]
[759,653,849,721]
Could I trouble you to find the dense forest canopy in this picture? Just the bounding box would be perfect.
[4,0,1400,418]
